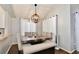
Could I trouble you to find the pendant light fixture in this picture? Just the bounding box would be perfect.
[31,4,40,23]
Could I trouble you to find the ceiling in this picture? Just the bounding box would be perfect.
[12,4,56,20]
[0,4,60,20]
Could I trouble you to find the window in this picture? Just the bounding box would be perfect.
[21,19,36,36]
[43,16,56,35]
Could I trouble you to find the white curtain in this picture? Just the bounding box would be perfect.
[21,19,36,36]
[75,12,79,51]
[43,16,56,41]
[30,21,36,32]
[43,16,56,34]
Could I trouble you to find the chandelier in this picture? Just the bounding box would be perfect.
[31,4,40,23]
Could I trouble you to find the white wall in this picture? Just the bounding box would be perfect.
[52,5,73,52]
[11,18,21,44]
[70,4,79,51]
[37,5,74,53]
[0,6,5,28]
[0,9,12,53]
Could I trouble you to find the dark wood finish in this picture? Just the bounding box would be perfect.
[8,44,79,54]
[8,44,55,54]
[8,44,19,54]
[55,49,69,54]
[32,47,55,54]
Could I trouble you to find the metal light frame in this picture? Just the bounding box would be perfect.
[31,4,40,23]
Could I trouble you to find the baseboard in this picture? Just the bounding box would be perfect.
[6,42,18,54]
[71,50,76,53]
[55,47,60,50]
[60,47,75,54]
[76,50,79,51]
[6,44,13,54]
